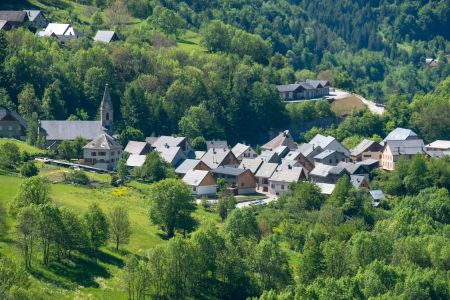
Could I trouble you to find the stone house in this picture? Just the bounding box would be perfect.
[83,133,122,171]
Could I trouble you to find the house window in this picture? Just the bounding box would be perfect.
[111,151,115,156]
[99,152,106,156]
[335,159,339,163]
[8,126,12,130]
[193,187,197,192]
[281,185,285,190]
[271,184,275,188]
[329,159,332,163]
[253,154,257,157]
[91,152,97,156]
[106,112,110,120]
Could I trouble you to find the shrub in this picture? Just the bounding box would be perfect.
[65,170,90,185]
[20,161,39,177]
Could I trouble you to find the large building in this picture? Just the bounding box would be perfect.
[82,133,122,171]
[39,84,113,148]
[276,80,330,101]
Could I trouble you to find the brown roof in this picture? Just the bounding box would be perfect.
[262,130,297,151]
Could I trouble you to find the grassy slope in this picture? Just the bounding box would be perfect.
[0,170,220,299]
[0,138,46,155]
[330,95,366,116]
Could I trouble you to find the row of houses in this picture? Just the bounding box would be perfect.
[0,10,119,44]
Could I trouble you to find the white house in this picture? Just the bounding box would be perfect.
[83,133,122,171]
[268,167,306,196]
[182,170,217,197]
[231,143,258,161]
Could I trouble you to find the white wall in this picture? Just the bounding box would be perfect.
[191,185,217,196]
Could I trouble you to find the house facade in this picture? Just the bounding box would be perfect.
[83,133,122,171]
[276,80,330,101]
[231,143,258,161]
[0,108,27,139]
[24,10,48,27]
[268,167,306,196]
[212,167,257,195]
[182,170,217,197]
[380,140,425,171]
[201,148,240,169]
[254,162,278,193]
[350,139,383,162]
[175,159,210,177]
[314,149,348,166]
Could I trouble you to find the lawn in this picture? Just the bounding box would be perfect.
[0,138,46,155]
[177,30,205,51]
[0,171,221,299]
[330,95,366,116]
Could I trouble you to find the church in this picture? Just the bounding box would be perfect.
[39,84,114,148]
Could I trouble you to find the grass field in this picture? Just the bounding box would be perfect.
[330,95,366,116]
[0,170,220,299]
[0,138,46,155]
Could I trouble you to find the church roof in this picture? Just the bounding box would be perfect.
[40,120,105,141]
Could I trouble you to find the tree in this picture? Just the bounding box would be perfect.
[16,205,39,268]
[117,157,128,181]
[151,6,185,37]
[217,193,236,221]
[84,203,109,250]
[179,104,223,140]
[118,126,144,146]
[122,256,151,300]
[64,170,90,185]
[223,208,259,241]
[298,240,323,284]
[11,176,51,215]
[17,84,40,120]
[190,136,207,151]
[20,161,39,177]
[108,205,131,250]
[149,178,196,238]
[41,80,66,119]
[329,175,352,207]
[322,240,349,278]
[60,208,86,258]
[37,203,63,265]
[0,142,20,169]
[105,0,131,26]
[138,151,174,183]
[0,88,15,111]
[285,182,325,213]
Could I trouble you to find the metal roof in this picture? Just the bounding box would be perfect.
[383,127,418,143]
[310,163,346,177]
[316,182,336,195]
[0,11,27,22]
[426,140,450,150]
[262,130,297,151]
[175,159,202,174]
[93,30,117,43]
[201,148,234,168]
[83,133,122,150]
[212,166,246,176]
[124,141,148,155]
[350,175,366,188]
[351,139,377,156]
[182,170,212,186]
[369,190,385,200]
[232,143,251,158]
[206,140,228,149]
[151,136,186,148]
[269,167,304,183]
[385,139,424,155]
[254,162,278,178]
[126,154,146,167]
[40,120,104,141]
[156,146,184,164]
[314,149,336,160]
[238,158,263,174]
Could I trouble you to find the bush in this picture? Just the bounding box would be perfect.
[65,170,90,185]
[20,161,39,177]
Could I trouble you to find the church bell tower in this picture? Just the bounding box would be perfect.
[100,84,113,132]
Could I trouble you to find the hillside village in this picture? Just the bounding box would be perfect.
[0,1,449,299]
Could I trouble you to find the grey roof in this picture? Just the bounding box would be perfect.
[254,162,278,178]
[383,127,419,143]
[262,130,297,150]
[369,190,385,201]
[306,80,330,88]
[156,146,184,165]
[276,81,321,93]
[195,151,206,159]
[385,139,424,155]
[182,170,212,186]
[126,154,146,167]
[310,134,335,149]
[274,145,290,158]
[356,159,379,166]
[351,139,377,156]
[83,133,122,150]
[0,108,27,128]
[23,10,43,22]
[124,141,148,155]
[40,120,104,141]
[238,158,263,174]
[201,148,234,168]
[206,140,228,149]
[310,163,346,177]
[426,140,450,150]
[316,182,336,195]
[258,150,280,163]
[145,136,159,145]
[232,143,251,158]
[276,83,302,93]
[269,167,305,183]
[277,159,302,171]
[0,20,8,30]
[350,175,367,188]
[93,30,118,43]
[0,11,27,22]
[314,149,336,160]
[284,150,301,161]
[175,159,202,174]
[212,166,246,176]
[152,136,186,149]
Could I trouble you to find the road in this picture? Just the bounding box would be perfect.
[330,89,385,115]
[236,193,278,208]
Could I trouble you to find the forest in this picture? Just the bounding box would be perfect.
[0,0,449,299]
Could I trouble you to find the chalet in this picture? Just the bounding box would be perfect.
[337,161,375,176]
[124,141,151,155]
[149,135,194,158]
[24,10,48,27]
[380,139,424,171]
[231,143,258,161]
[201,148,240,169]
[212,167,257,195]
[382,127,419,145]
[369,190,385,207]
[276,80,330,101]
[268,167,306,196]
[37,23,82,43]
[82,133,122,171]
[238,158,263,174]
[314,149,347,166]
[350,139,383,162]
[0,11,28,30]
[206,140,228,150]
[182,170,217,197]
[258,150,280,163]
[126,154,146,167]
[93,30,119,43]
[39,84,112,148]
[255,162,278,193]
[156,146,186,167]
[425,58,439,67]
[350,175,369,190]
[425,140,450,158]
[175,159,210,177]
[0,108,27,139]
[309,163,349,184]
[283,150,315,173]
[309,134,350,157]
[262,130,297,151]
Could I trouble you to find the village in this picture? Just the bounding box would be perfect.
[1,81,448,208]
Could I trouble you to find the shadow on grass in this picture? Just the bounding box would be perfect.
[177,38,197,45]
[94,250,124,268]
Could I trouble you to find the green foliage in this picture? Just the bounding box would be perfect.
[11,176,51,215]
[137,151,175,183]
[20,161,39,177]
[84,203,109,250]
[118,126,144,146]
[150,6,185,37]
[190,136,207,151]
[149,178,196,238]
[223,208,259,241]
[64,170,90,185]
[56,137,86,160]
[108,205,131,250]
[0,142,20,169]
[179,104,223,140]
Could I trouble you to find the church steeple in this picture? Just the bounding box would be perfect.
[100,84,113,132]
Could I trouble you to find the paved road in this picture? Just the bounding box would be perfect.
[331,89,385,115]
